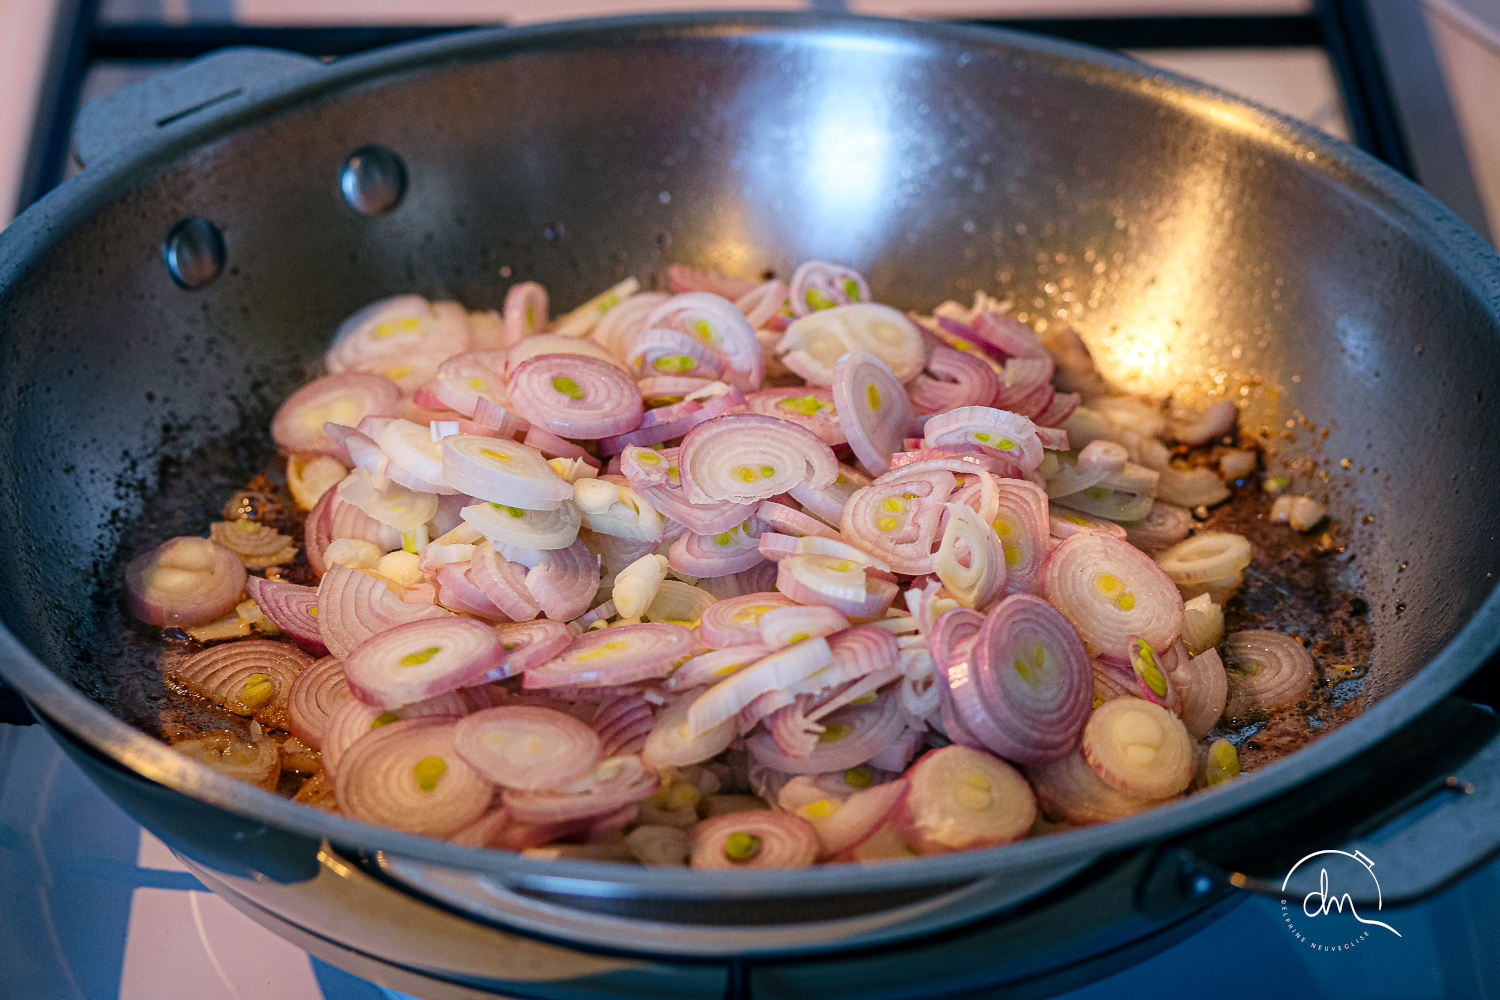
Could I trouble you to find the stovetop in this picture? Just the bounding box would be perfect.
[1,1,1497,997]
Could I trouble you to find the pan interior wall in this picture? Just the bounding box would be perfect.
[0,24,1496,714]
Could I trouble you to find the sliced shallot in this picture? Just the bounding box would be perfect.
[689,810,819,869]
[522,623,695,689]
[1172,647,1229,739]
[271,373,401,458]
[316,563,450,660]
[832,349,913,476]
[1026,748,1161,825]
[453,705,600,790]
[343,616,502,709]
[1081,698,1195,800]
[126,535,248,629]
[508,353,644,440]
[286,655,351,749]
[1042,531,1184,660]
[334,718,491,837]
[678,413,837,505]
[441,434,572,510]
[899,745,1036,852]
[1222,629,1317,718]
[245,576,326,655]
[166,639,311,730]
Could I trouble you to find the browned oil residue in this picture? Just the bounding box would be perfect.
[1202,478,1372,773]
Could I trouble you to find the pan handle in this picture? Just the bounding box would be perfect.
[72,48,323,169]
[1150,698,1500,912]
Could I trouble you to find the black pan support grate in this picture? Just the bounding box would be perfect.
[15,1,1421,219]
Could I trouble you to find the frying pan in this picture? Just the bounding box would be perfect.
[3,11,1500,979]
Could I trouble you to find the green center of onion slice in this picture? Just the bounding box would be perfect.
[414,755,447,791]
[723,832,763,862]
[400,645,443,667]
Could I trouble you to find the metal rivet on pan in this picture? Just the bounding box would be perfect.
[1178,863,1217,900]
[340,145,407,215]
[163,216,226,290]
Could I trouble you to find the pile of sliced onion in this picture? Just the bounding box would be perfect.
[130,260,1330,868]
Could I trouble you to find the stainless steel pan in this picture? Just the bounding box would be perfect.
[2,12,1500,982]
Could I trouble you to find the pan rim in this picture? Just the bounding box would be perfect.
[2,9,1499,899]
